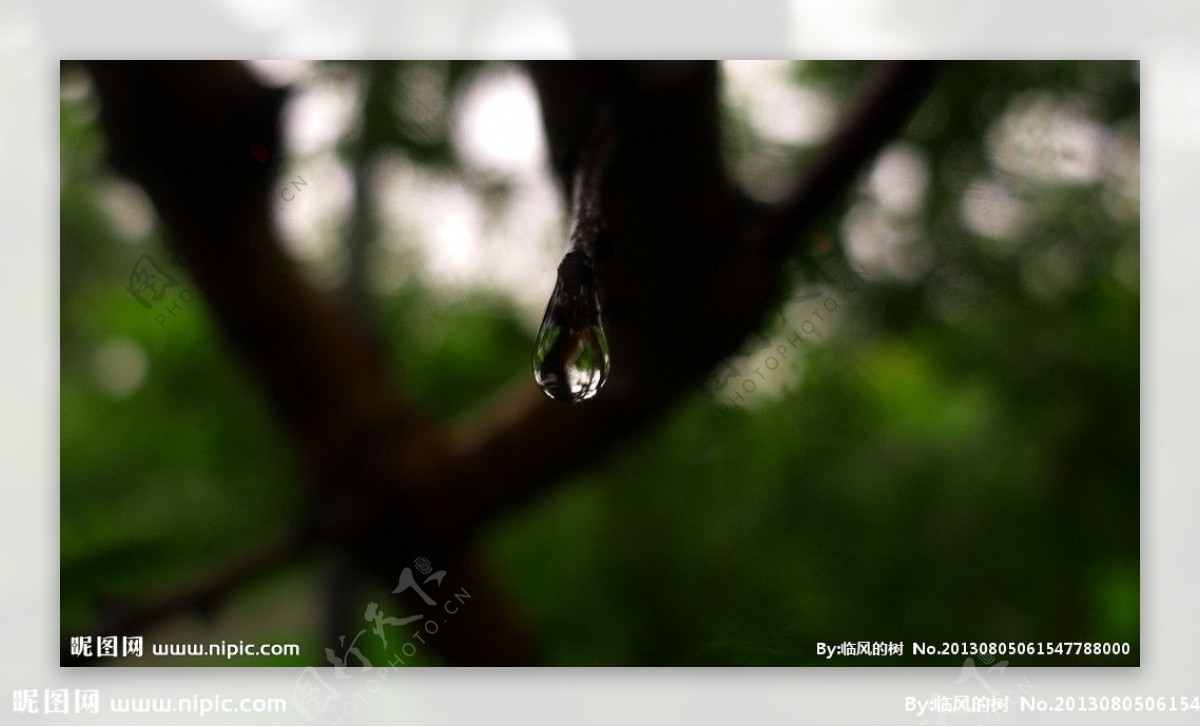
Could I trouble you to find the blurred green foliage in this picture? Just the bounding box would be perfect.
[60,60,1138,666]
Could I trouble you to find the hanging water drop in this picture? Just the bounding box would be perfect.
[532,251,610,403]
[532,111,617,403]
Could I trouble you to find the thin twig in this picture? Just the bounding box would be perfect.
[759,60,943,261]
[569,110,617,259]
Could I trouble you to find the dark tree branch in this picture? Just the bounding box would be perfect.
[440,61,942,533]
[81,61,536,665]
[757,60,942,262]
[84,61,425,476]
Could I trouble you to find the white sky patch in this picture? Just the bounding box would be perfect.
[842,200,892,273]
[373,150,565,320]
[283,69,362,157]
[245,60,312,87]
[96,177,156,242]
[359,63,570,320]
[723,60,836,147]
[375,157,474,276]
[987,92,1111,184]
[719,348,807,409]
[453,65,547,178]
[59,65,93,103]
[868,142,929,215]
[721,60,838,201]
[1102,120,1140,221]
[275,155,353,263]
[960,176,1029,242]
[480,170,567,318]
[426,178,486,284]
[841,199,929,283]
[91,338,148,400]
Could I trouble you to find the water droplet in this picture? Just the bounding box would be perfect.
[532,251,610,403]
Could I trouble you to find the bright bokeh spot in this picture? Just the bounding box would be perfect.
[868,142,930,216]
[91,338,148,399]
[988,92,1111,184]
[453,65,547,178]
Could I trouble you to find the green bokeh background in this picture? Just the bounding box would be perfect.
[60,60,1139,666]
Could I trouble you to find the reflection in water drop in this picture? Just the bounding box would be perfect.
[532,251,610,403]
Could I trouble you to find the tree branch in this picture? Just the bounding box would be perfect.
[757,60,942,262]
[440,61,942,534]
[81,61,535,665]
[84,61,428,476]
